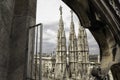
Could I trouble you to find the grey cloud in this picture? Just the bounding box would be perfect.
[41,18,100,55]
[43,22,58,31]
[42,42,56,53]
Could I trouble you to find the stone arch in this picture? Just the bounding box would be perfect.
[62,0,120,79]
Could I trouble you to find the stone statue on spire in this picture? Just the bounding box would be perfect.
[70,10,73,21]
[59,6,62,15]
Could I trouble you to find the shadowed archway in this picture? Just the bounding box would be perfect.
[62,0,120,80]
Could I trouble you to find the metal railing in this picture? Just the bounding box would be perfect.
[26,23,43,80]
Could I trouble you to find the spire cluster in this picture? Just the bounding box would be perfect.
[55,6,89,79]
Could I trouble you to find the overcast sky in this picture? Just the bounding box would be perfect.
[36,0,100,55]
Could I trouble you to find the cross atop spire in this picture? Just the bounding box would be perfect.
[59,6,63,15]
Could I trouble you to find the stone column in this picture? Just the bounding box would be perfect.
[0,0,14,80]
[7,0,37,80]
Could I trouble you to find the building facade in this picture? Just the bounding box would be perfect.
[42,56,55,77]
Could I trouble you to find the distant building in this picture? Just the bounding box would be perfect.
[89,54,100,63]
[42,55,56,77]
[33,53,100,80]
[33,54,56,79]
[88,54,100,76]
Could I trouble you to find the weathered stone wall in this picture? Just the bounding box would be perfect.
[7,0,37,80]
[0,0,14,80]
[0,0,36,80]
